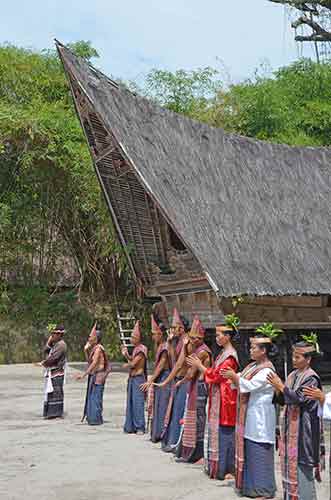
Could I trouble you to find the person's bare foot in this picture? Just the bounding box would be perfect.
[224,473,234,480]
[194,458,204,465]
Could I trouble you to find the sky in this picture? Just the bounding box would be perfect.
[1,0,317,84]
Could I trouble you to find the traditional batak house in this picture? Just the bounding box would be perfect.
[56,41,331,374]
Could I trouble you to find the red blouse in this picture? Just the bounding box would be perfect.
[205,356,238,427]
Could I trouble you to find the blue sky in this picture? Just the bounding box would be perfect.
[1,0,316,83]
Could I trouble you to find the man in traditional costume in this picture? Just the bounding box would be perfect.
[40,324,67,419]
[122,320,148,434]
[187,314,239,479]
[167,307,188,367]
[140,315,171,442]
[268,336,323,500]
[224,333,277,499]
[303,386,331,500]
[174,315,212,463]
[76,324,110,425]
[156,309,191,453]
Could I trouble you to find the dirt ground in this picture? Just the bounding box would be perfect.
[0,364,329,500]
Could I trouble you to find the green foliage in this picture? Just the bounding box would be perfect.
[224,313,240,330]
[0,42,132,298]
[0,285,140,363]
[142,58,331,147]
[67,41,99,60]
[0,42,138,363]
[301,331,320,352]
[231,295,245,308]
[142,67,222,121]
[213,59,331,146]
[255,322,283,339]
[47,323,57,333]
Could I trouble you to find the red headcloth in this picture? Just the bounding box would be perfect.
[131,320,141,342]
[89,322,97,337]
[172,308,184,329]
[151,315,162,335]
[189,315,205,338]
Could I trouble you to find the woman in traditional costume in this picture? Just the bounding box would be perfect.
[268,333,324,500]
[187,313,240,479]
[223,326,279,499]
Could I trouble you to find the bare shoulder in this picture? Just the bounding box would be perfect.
[198,349,209,360]
[58,339,67,351]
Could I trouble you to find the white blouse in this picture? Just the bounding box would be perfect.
[319,392,331,420]
[239,366,276,444]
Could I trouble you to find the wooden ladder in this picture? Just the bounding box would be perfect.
[116,308,136,347]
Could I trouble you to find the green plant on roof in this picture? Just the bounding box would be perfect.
[47,323,57,333]
[255,322,283,339]
[224,313,240,330]
[301,332,320,353]
[231,295,245,308]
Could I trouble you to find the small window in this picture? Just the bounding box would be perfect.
[168,225,187,252]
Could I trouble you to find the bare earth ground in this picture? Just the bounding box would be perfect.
[0,364,329,500]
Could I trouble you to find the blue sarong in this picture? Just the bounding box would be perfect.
[162,379,188,452]
[124,374,146,433]
[242,438,276,498]
[206,425,235,479]
[151,369,171,443]
[84,374,104,425]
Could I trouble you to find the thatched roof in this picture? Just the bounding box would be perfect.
[56,41,331,297]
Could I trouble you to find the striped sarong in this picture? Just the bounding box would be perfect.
[179,343,211,461]
[280,367,323,500]
[43,375,64,418]
[177,379,208,462]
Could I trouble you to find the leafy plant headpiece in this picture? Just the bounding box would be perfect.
[224,313,240,331]
[47,323,57,333]
[301,332,320,353]
[255,322,283,340]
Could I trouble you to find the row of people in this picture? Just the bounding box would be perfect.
[39,315,328,500]
[120,309,327,500]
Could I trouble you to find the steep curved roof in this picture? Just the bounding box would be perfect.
[56,41,331,297]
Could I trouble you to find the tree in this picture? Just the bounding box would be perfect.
[212,59,331,146]
[269,1,331,42]
[0,42,132,301]
[142,59,331,147]
[142,67,222,121]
